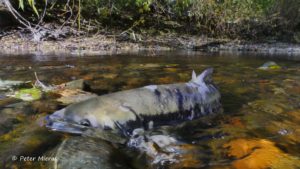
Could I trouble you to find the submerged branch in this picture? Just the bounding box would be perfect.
[34,72,54,91]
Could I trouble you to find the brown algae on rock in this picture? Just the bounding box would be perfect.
[223,138,300,169]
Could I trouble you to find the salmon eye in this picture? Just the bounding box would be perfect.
[80,119,91,127]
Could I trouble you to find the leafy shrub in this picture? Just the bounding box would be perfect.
[12,0,300,39]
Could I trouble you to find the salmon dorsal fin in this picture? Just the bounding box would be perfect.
[192,70,197,81]
[190,68,214,85]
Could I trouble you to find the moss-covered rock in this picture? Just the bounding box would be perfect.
[13,88,42,101]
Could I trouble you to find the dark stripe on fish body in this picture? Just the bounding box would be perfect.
[122,105,146,130]
[120,101,222,135]
[154,89,161,97]
[175,89,184,113]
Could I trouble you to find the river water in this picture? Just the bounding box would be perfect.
[0,51,299,169]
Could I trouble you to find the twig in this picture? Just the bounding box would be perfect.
[3,0,33,29]
[34,72,54,91]
[35,0,48,30]
[59,0,73,29]
[4,0,50,41]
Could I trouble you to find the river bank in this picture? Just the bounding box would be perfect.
[1,30,300,56]
[1,0,300,57]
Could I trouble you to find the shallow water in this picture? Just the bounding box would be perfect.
[0,51,299,169]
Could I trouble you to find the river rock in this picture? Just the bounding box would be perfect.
[0,118,62,168]
[46,137,132,169]
[258,61,281,70]
[55,88,97,105]
[9,87,43,101]
[56,79,90,90]
[0,79,30,91]
[82,128,126,144]
[223,138,300,169]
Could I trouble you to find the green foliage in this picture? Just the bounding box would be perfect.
[135,0,152,12]
[18,0,39,16]
[18,0,24,10]
[79,0,277,31]
[270,0,300,27]
[188,0,274,30]
[12,0,300,39]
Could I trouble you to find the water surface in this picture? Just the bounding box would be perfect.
[0,51,299,169]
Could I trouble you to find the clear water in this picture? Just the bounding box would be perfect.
[0,51,299,169]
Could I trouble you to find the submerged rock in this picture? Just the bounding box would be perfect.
[46,137,132,169]
[247,99,286,115]
[82,128,126,144]
[258,61,281,70]
[0,109,20,135]
[223,138,300,169]
[0,79,30,91]
[0,95,19,107]
[55,89,97,105]
[9,88,43,101]
[0,117,62,168]
[265,109,300,145]
[55,79,90,90]
[34,78,96,104]
[51,79,96,104]
[2,77,90,102]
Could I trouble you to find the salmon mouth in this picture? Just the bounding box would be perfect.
[45,110,89,135]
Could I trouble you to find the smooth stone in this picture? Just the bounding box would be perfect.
[258,61,281,70]
[46,137,132,169]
